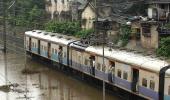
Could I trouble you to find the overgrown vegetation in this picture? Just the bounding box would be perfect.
[45,20,81,35]
[45,20,94,38]
[161,23,170,29]
[120,25,131,47]
[75,29,94,38]
[7,0,46,30]
[156,37,170,58]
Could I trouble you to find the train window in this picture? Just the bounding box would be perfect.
[55,49,57,54]
[97,63,101,70]
[117,69,122,78]
[52,48,54,54]
[102,65,106,72]
[43,46,44,51]
[78,56,81,63]
[41,45,43,50]
[84,59,88,65]
[45,46,47,51]
[123,71,128,80]
[168,86,170,95]
[26,41,28,46]
[32,42,34,47]
[35,43,36,48]
[150,80,155,90]
[64,52,66,58]
[142,78,147,87]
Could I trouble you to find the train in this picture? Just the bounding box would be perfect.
[25,30,170,100]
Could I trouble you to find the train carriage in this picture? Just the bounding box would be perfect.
[25,30,170,100]
[69,42,88,72]
[85,46,170,100]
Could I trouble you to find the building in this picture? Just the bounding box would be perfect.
[147,0,170,21]
[81,0,113,29]
[45,0,86,21]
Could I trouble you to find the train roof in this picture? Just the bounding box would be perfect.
[86,46,170,74]
[70,41,88,51]
[25,30,76,45]
[25,30,170,74]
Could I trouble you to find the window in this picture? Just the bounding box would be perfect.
[102,64,106,72]
[34,43,36,48]
[33,42,35,48]
[64,52,66,58]
[150,80,155,90]
[52,48,54,54]
[168,86,170,95]
[117,69,122,78]
[44,46,46,51]
[55,49,57,54]
[32,42,34,47]
[142,78,147,87]
[123,71,128,80]
[41,45,43,50]
[97,63,101,70]
[84,59,88,65]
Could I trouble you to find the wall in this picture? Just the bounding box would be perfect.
[81,5,96,29]
[45,0,70,19]
[140,23,159,49]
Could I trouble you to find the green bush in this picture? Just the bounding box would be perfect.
[162,23,170,29]
[45,20,94,37]
[120,25,131,47]
[45,20,81,35]
[156,37,170,58]
[75,29,94,38]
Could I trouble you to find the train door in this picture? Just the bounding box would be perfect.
[132,68,139,92]
[38,40,40,54]
[48,43,51,58]
[29,37,31,51]
[89,55,95,76]
[58,46,63,63]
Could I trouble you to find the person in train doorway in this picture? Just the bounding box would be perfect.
[108,61,115,83]
[58,46,63,69]
[92,57,95,76]
[90,56,95,76]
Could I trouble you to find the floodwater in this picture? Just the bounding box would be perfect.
[0,51,121,100]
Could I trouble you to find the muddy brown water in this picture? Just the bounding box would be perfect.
[0,51,120,100]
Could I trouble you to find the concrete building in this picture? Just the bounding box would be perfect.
[147,0,170,21]
[45,0,86,21]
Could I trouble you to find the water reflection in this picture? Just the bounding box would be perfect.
[0,51,120,100]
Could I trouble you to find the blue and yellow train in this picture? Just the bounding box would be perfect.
[25,30,170,100]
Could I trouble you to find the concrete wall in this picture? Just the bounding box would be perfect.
[81,6,96,29]
[140,24,159,49]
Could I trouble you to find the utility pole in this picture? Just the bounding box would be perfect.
[94,0,98,35]
[2,0,6,53]
[102,30,105,100]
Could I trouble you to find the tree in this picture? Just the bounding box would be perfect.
[156,37,170,58]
